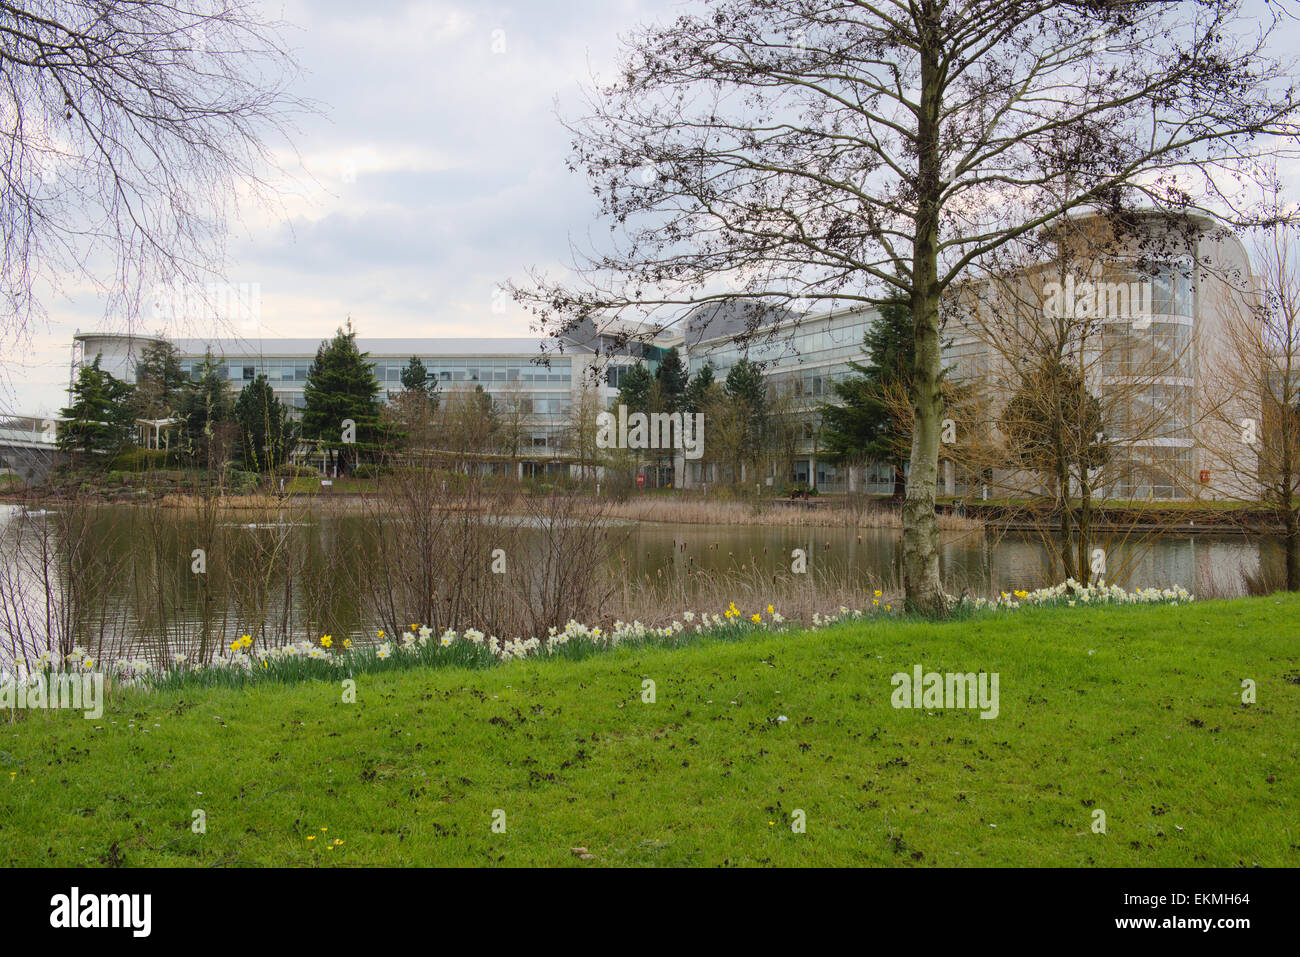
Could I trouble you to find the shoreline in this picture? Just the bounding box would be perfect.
[0,490,1283,534]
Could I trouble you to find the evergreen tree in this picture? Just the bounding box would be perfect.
[178,349,234,468]
[233,374,292,472]
[683,362,716,413]
[819,298,913,498]
[58,355,136,465]
[654,347,688,412]
[301,323,383,474]
[999,358,1109,492]
[724,358,767,472]
[399,355,440,407]
[386,357,441,453]
[616,361,653,413]
[132,338,187,419]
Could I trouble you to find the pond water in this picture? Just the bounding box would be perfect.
[0,504,1278,661]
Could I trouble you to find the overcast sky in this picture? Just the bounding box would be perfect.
[6,0,664,415]
[5,0,1298,416]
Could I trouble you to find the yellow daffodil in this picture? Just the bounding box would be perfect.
[320,635,332,648]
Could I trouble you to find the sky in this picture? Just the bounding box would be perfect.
[6,0,665,415]
[5,0,1298,416]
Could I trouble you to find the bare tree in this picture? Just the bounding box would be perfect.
[952,231,1205,588]
[0,0,304,358]
[512,0,1299,612]
[438,384,499,469]
[565,379,605,486]
[495,379,532,480]
[1201,223,1300,590]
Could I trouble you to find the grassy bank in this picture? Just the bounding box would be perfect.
[2,596,1296,867]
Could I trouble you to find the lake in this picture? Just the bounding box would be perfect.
[0,503,1278,663]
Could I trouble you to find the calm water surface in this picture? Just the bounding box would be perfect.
[0,504,1277,659]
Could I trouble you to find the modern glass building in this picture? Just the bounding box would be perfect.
[70,213,1258,498]
[70,333,614,476]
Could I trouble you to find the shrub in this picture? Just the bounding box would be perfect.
[223,469,262,493]
[110,446,185,471]
[274,463,319,477]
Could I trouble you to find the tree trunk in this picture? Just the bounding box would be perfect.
[901,29,945,615]
[1285,504,1300,592]
[1057,459,1073,582]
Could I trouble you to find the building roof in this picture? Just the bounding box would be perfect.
[682,300,802,348]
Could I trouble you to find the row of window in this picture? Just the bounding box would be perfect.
[688,314,875,376]
[269,390,571,415]
[178,356,573,386]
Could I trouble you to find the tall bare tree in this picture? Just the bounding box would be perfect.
[0,1,303,357]
[1201,223,1300,590]
[953,234,1200,588]
[512,0,1299,612]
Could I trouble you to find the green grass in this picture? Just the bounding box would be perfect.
[2,597,1297,867]
[285,476,377,494]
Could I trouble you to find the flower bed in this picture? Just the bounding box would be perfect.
[2,580,1194,693]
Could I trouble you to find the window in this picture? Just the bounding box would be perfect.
[243,366,255,381]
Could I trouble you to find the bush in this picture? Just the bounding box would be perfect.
[109,446,186,471]
[352,463,393,479]
[274,463,319,477]
[223,468,262,493]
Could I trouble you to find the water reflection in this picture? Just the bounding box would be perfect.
[0,503,1276,660]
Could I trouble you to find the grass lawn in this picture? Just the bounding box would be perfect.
[285,476,377,494]
[1,596,1296,867]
